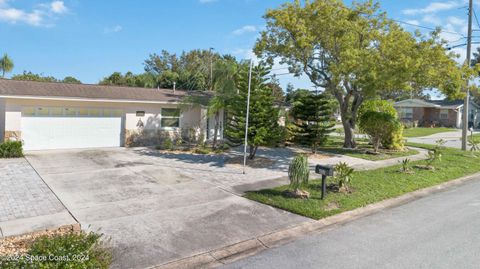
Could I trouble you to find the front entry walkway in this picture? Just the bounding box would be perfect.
[0,158,76,237]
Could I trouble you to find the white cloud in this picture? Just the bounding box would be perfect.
[402,1,460,15]
[50,1,67,14]
[0,8,43,26]
[104,25,123,34]
[422,14,442,25]
[446,16,465,26]
[0,0,68,26]
[232,25,257,35]
[405,19,420,25]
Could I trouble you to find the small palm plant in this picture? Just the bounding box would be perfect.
[287,154,310,198]
[468,130,480,154]
[426,139,445,167]
[400,158,411,173]
[335,162,354,192]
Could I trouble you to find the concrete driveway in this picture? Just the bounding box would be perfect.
[25,148,307,269]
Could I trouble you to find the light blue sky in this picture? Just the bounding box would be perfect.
[0,0,478,95]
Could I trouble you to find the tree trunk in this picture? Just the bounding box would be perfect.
[372,137,380,152]
[249,145,258,160]
[342,122,356,148]
[335,89,363,149]
[212,112,220,149]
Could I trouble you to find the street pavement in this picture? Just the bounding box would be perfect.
[221,176,480,269]
[407,129,480,149]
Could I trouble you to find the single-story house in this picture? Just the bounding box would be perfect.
[394,98,480,129]
[0,79,223,150]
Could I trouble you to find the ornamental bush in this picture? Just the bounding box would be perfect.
[357,100,397,127]
[358,100,404,151]
[288,154,310,191]
[0,231,111,269]
[359,111,404,152]
[382,122,404,150]
[0,141,23,158]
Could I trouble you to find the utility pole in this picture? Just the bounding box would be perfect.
[209,47,214,91]
[462,0,473,151]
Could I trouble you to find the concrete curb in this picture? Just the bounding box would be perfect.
[0,223,81,240]
[151,171,480,269]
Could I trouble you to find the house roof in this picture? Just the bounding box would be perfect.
[0,79,193,103]
[394,98,477,110]
[393,99,438,108]
[428,99,465,109]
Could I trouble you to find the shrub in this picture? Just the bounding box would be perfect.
[288,155,309,191]
[468,130,480,152]
[0,141,23,158]
[359,111,404,152]
[160,136,174,150]
[218,143,230,151]
[357,100,397,127]
[194,148,211,154]
[426,139,446,166]
[381,122,404,150]
[400,158,411,173]
[0,231,111,269]
[334,162,354,192]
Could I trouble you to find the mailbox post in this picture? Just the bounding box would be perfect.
[315,164,335,200]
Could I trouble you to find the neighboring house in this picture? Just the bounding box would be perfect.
[394,98,480,129]
[0,79,223,150]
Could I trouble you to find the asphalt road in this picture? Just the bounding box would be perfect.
[221,176,480,269]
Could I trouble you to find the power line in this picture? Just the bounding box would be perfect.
[473,8,480,30]
[392,19,466,37]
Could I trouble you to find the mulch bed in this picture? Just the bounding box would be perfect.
[226,156,275,168]
[0,225,80,256]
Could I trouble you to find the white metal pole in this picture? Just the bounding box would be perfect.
[243,60,253,174]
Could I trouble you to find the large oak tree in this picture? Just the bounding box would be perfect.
[255,0,465,148]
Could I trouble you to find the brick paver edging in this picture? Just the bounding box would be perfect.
[151,171,480,269]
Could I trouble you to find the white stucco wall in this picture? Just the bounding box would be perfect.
[3,98,208,142]
[457,103,480,129]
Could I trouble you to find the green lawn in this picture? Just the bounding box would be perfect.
[403,127,456,138]
[318,137,418,161]
[245,143,480,220]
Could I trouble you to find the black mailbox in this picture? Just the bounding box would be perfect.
[315,164,335,176]
[315,164,335,200]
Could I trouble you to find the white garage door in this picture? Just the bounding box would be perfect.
[21,107,123,150]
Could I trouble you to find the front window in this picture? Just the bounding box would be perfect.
[399,108,413,120]
[440,109,449,120]
[161,108,180,128]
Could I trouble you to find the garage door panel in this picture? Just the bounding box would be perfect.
[22,117,122,150]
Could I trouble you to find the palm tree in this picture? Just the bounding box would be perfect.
[0,54,14,78]
[208,57,240,149]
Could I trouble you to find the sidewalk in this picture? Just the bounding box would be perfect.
[312,147,429,171]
